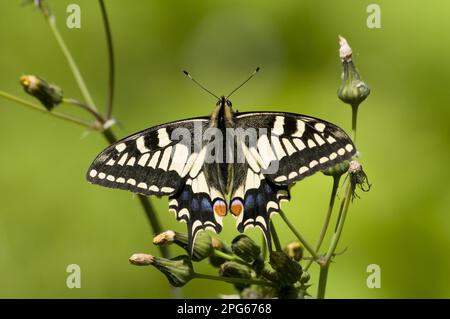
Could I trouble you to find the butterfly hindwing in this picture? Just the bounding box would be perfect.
[229,160,290,251]
[168,163,227,254]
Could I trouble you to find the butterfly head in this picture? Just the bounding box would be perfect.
[217,96,232,108]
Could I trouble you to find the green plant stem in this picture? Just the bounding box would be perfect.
[270,220,282,251]
[99,118,177,297]
[63,98,105,124]
[99,0,115,119]
[278,210,320,262]
[261,234,267,260]
[304,175,341,272]
[325,182,353,262]
[194,273,275,287]
[1,89,170,260]
[0,90,92,129]
[213,250,251,266]
[46,14,98,112]
[136,194,170,258]
[316,264,329,299]
[351,104,359,143]
[98,128,169,258]
[316,181,354,299]
[30,1,179,298]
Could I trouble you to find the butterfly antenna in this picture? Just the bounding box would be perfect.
[226,67,260,99]
[183,70,220,100]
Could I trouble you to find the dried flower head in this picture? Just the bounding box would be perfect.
[348,160,371,199]
[337,36,370,107]
[20,75,63,111]
[153,230,213,261]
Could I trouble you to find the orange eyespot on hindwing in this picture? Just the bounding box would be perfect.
[213,199,227,217]
[230,198,243,217]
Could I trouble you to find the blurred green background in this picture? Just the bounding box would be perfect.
[0,0,449,298]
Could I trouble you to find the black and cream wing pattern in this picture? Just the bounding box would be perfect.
[86,117,228,250]
[228,112,356,249]
[87,106,356,254]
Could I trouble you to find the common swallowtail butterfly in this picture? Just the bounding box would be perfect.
[86,78,356,254]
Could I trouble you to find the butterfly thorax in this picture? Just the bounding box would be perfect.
[205,96,235,195]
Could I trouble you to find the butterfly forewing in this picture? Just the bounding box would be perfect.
[86,117,209,196]
[234,112,357,185]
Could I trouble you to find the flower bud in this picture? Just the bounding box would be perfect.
[322,160,350,177]
[219,261,253,291]
[337,36,370,107]
[129,253,194,287]
[348,160,371,199]
[153,230,213,261]
[19,75,63,111]
[284,241,304,261]
[269,251,302,285]
[231,235,261,263]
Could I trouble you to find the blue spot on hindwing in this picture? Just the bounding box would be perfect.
[201,197,212,212]
[191,198,199,212]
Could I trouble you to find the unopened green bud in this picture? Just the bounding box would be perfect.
[219,261,253,291]
[300,271,310,284]
[251,256,265,275]
[269,252,302,285]
[19,75,63,111]
[209,237,233,268]
[284,241,304,261]
[231,235,261,263]
[322,160,350,177]
[337,36,370,107]
[153,230,213,261]
[129,253,194,287]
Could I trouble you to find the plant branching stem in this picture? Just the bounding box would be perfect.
[194,273,275,287]
[63,98,105,124]
[278,210,320,262]
[316,181,354,299]
[46,14,98,112]
[99,0,115,119]
[0,90,92,128]
[305,175,341,272]
[98,127,169,259]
